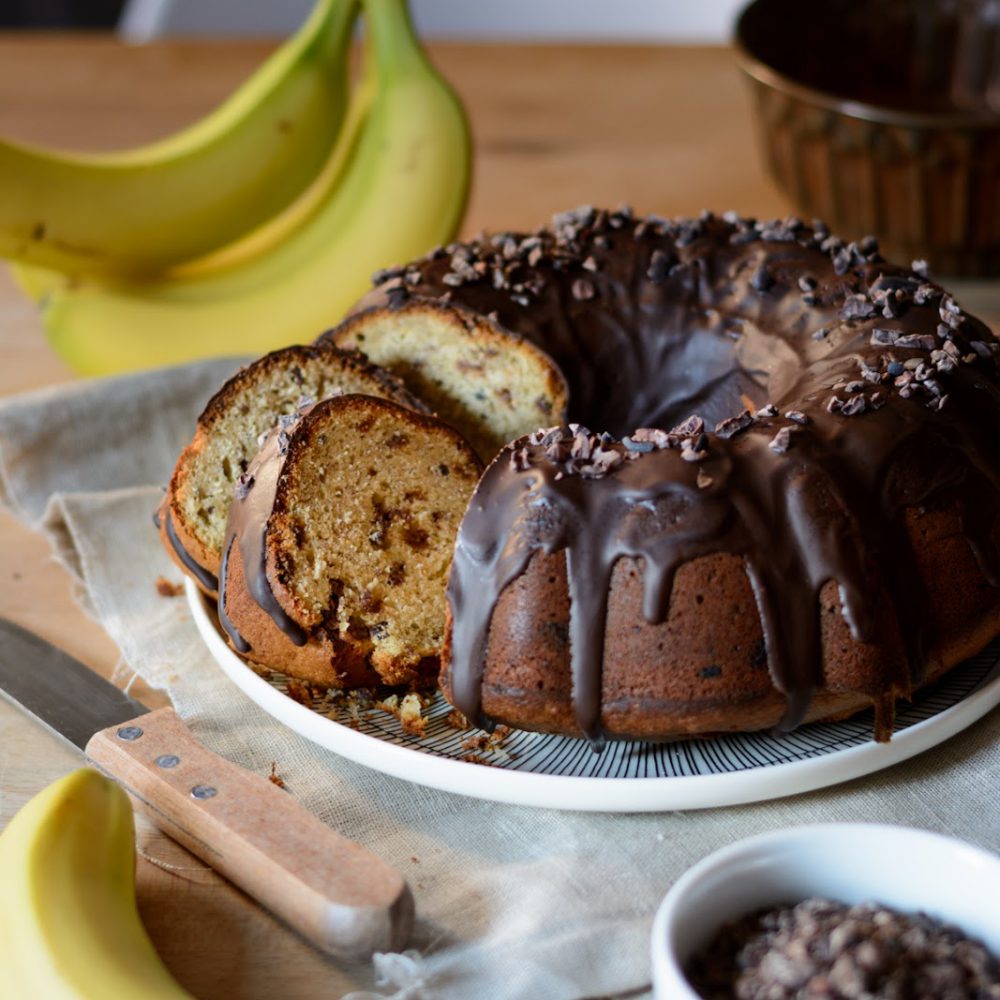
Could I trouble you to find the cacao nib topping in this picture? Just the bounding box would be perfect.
[680,435,710,462]
[622,435,654,453]
[895,333,937,351]
[870,327,898,346]
[715,410,754,439]
[630,427,674,449]
[672,414,705,437]
[914,283,939,305]
[841,294,878,322]
[840,394,868,417]
[517,425,630,479]
[768,426,793,453]
[686,898,1000,1000]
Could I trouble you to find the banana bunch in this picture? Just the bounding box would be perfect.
[0,769,194,999]
[5,0,470,375]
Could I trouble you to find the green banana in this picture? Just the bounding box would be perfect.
[0,0,357,278]
[0,769,193,999]
[40,0,470,376]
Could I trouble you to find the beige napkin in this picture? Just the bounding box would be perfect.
[2,360,999,1000]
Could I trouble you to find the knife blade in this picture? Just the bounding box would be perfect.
[0,617,413,962]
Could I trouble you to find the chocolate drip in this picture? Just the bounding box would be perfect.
[218,415,309,651]
[217,535,249,653]
[164,509,218,594]
[421,211,1000,743]
[450,419,926,739]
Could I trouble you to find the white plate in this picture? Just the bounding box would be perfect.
[188,580,1000,812]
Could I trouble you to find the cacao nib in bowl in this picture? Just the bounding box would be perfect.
[734,0,1000,277]
[650,823,1000,999]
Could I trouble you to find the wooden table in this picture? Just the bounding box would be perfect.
[1,35,998,998]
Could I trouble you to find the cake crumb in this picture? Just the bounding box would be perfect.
[399,692,428,736]
[462,726,510,753]
[155,576,184,597]
[445,708,470,731]
[376,691,430,736]
[286,678,324,706]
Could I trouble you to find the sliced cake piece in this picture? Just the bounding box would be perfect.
[319,299,568,462]
[218,394,483,689]
[158,343,424,594]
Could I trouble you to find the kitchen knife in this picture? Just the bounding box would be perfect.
[0,617,413,962]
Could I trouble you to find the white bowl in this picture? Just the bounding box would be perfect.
[650,823,1000,1000]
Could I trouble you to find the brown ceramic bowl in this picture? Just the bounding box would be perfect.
[734,0,1000,276]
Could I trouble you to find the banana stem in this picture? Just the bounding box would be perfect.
[304,0,361,66]
[361,0,429,76]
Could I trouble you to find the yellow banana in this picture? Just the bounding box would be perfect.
[40,0,470,376]
[0,769,193,999]
[0,0,357,278]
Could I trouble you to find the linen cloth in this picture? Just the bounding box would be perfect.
[2,359,998,1000]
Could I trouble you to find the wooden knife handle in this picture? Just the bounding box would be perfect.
[85,707,413,962]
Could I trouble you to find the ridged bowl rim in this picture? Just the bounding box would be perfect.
[733,0,1000,130]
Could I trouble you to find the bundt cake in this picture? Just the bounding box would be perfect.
[162,205,1000,745]
[158,342,423,594]
[352,207,1000,744]
[318,298,569,461]
[217,394,483,688]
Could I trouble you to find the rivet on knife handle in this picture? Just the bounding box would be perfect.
[85,707,414,962]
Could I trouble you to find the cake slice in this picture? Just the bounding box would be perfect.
[158,343,423,593]
[218,394,483,688]
[319,299,568,462]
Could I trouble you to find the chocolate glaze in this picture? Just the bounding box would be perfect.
[367,208,1000,743]
[163,509,219,594]
[218,411,310,653]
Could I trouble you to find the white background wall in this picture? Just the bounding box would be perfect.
[121,0,749,44]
